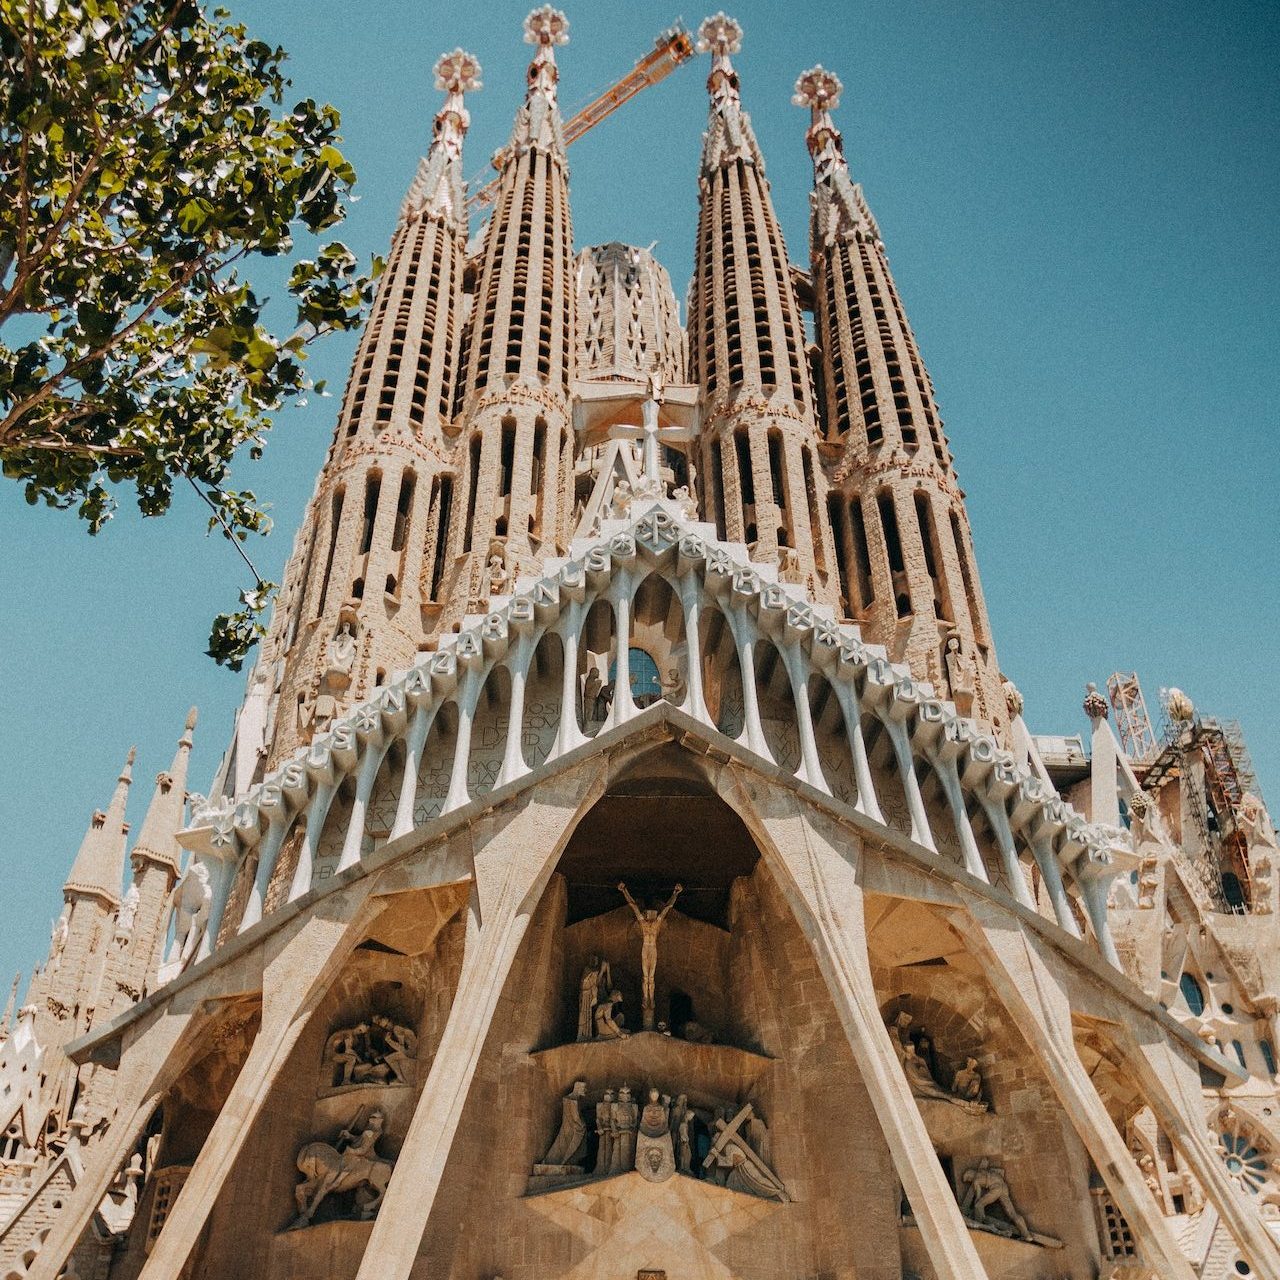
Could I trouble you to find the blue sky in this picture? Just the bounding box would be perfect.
[1,0,1276,989]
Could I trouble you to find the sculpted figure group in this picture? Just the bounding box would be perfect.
[886,1010,988,1115]
[322,1014,418,1090]
[533,1081,787,1201]
[291,1106,395,1229]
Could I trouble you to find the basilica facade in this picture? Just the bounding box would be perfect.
[2,10,1278,1280]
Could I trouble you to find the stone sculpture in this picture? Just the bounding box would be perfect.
[618,881,683,1030]
[593,989,629,1040]
[704,1103,790,1201]
[114,884,139,946]
[886,1010,987,1114]
[539,1081,589,1169]
[323,622,358,689]
[49,912,68,971]
[672,1094,694,1173]
[635,1088,676,1183]
[322,1015,418,1089]
[610,479,633,519]
[486,554,509,598]
[959,1158,1031,1240]
[163,861,212,976]
[291,1106,394,1228]
[610,1085,639,1175]
[371,1015,416,1085]
[594,1088,615,1176]
[951,1058,983,1104]
[577,954,611,1041]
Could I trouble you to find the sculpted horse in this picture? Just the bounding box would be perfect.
[290,1108,394,1228]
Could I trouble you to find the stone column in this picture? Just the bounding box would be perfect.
[135,906,375,1280]
[352,773,603,1280]
[946,894,1201,1280]
[23,1001,213,1280]
[722,766,991,1279]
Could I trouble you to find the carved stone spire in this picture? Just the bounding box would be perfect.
[63,747,134,907]
[696,13,763,174]
[801,67,1003,730]
[689,16,836,601]
[132,707,197,872]
[403,49,482,225]
[511,5,569,156]
[793,65,875,244]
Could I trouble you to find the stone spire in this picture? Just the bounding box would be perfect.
[238,53,482,771]
[132,707,197,870]
[799,68,1003,729]
[689,16,836,602]
[449,6,577,609]
[63,747,134,907]
[403,48,483,225]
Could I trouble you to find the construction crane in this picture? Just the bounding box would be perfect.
[466,22,696,214]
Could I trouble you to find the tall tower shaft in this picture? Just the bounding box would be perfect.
[689,15,836,603]
[447,5,577,610]
[798,67,1002,726]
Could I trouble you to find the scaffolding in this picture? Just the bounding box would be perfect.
[1107,671,1159,762]
[1137,690,1256,914]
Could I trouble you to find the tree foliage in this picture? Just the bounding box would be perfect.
[0,0,379,667]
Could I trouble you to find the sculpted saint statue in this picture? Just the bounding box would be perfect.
[164,861,212,973]
[959,1158,1031,1240]
[594,1088,616,1176]
[577,955,611,1042]
[635,1088,676,1183]
[618,882,682,1030]
[610,1086,639,1174]
[593,989,629,1040]
[541,1081,589,1168]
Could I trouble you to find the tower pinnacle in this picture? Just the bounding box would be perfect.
[63,747,134,906]
[403,48,482,225]
[512,6,569,155]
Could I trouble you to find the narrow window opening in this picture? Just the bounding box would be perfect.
[828,494,851,613]
[499,416,517,498]
[430,475,454,601]
[735,429,755,506]
[391,470,416,552]
[710,438,727,539]
[850,499,874,607]
[462,436,481,553]
[358,472,382,556]
[315,488,345,618]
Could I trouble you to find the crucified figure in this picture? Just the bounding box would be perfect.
[618,882,682,1030]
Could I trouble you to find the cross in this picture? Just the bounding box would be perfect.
[607,373,696,497]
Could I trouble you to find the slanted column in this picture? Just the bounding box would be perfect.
[239,807,289,933]
[783,648,828,794]
[391,703,434,840]
[881,716,936,853]
[339,719,389,872]
[722,769,990,1278]
[498,634,537,787]
[931,755,987,882]
[1119,1031,1280,1278]
[551,598,588,758]
[353,771,604,1280]
[444,655,485,813]
[1030,835,1080,937]
[676,575,710,725]
[606,578,637,728]
[947,897,1213,1280]
[136,909,370,1280]
[979,796,1034,907]
[289,778,338,902]
[830,677,882,822]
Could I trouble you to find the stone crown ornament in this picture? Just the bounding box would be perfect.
[433,49,482,95]
[524,5,569,47]
[792,65,843,110]
[696,12,742,56]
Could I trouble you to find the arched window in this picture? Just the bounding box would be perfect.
[1261,1040,1276,1077]
[1179,972,1206,1017]
[611,648,662,709]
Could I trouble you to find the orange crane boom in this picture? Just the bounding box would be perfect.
[467,22,696,214]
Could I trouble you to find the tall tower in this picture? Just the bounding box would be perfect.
[689,14,836,602]
[38,748,133,1127]
[448,5,577,607]
[245,50,482,769]
[797,66,1003,727]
